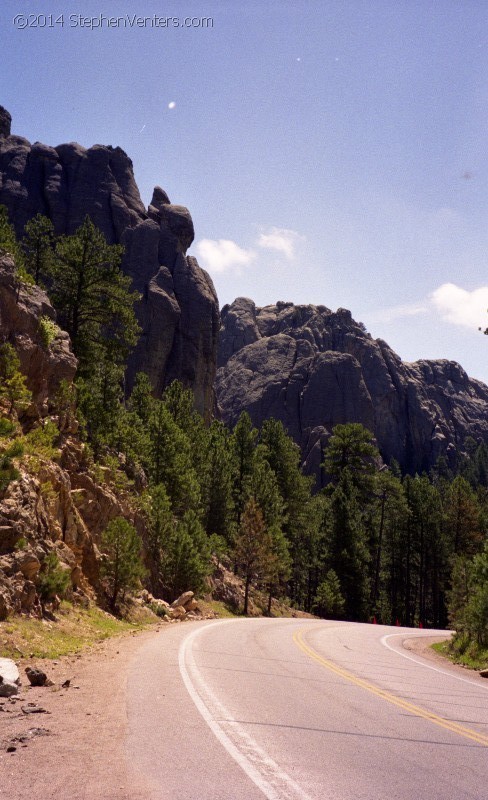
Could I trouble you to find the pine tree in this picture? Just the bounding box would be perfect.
[444,476,483,556]
[328,471,370,620]
[128,372,155,426]
[75,357,125,459]
[203,420,235,543]
[0,344,32,417]
[162,380,210,511]
[37,552,71,608]
[369,471,409,621]
[159,510,210,601]
[148,400,201,515]
[247,448,291,611]
[323,422,379,497]
[22,214,55,284]
[0,205,24,268]
[313,570,345,619]
[234,498,273,615]
[260,419,314,607]
[231,412,258,529]
[100,517,146,612]
[449,544,488,646]
[50,216,140,371]
[402,475,446,627]
[145,483,174,595]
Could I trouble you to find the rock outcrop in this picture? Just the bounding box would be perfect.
[0,106,219,417]
[217,298,488,483]
[0,254,77,415]
[0,254,140,616]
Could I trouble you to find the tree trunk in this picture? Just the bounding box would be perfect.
[243,573,251,615]
[373,491,386,607]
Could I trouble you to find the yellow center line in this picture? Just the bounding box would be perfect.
[293,627,488,747]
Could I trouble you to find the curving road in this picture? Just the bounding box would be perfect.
[127,619,488,799]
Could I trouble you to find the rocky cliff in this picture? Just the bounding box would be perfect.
[0,257,85,615]
[0,254,77,415]
[0,106,219,417]
[217,298,488,483]
[0,255,135,618]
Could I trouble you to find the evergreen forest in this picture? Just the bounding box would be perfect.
[1,207,487,662]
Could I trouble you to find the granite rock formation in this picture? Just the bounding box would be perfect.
[0,253,77,415]
[217,298,488,484]
[0,106,219,417]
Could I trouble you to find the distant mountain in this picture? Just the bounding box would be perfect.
[217,298,488,483]
[0,105,219,418]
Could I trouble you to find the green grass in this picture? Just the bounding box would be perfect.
[432,636,488,671]
[0,602,158,659]
[199,599,239,618]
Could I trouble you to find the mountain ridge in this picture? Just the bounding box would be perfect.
[216,297,488,483]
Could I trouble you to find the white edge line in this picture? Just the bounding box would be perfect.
[380,632,488,691]
[178,620,313,800]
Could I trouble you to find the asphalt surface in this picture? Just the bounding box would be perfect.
[127,619,488,800]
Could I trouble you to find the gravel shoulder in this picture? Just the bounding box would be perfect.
[0,625,166,800]
[398,631,488,685]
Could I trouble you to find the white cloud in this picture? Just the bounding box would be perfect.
[195,239,255,274]
[257,227,305,260]
[367,302,428,324]
[431,283,488,330]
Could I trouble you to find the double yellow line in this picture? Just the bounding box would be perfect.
[293,627,488,747]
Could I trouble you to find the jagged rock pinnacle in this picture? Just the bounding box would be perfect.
[0,106,12,137]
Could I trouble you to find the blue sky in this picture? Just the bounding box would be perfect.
[2,0,488,382]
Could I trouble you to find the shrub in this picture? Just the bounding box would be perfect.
[149,602,168,618]
[0,440,24,492]
[22,420,59,459]
[14,537,28,551]
[38,315,60,348]
[0,344,32,417]
[37,552,70,604]
[0,417,15,438]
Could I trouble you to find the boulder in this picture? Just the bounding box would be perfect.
[0,658,20,697]
[0,658,20,685]
[25,666,48,687]
[170,591,194,609]
[16,553,41,581]
[0,678,18,697]
[170,605,187,619]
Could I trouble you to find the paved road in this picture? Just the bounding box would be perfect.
[127,619,488,799]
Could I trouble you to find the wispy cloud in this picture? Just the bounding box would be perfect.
[368,283,488,331]
[367,302,428,324]
[195,238,255,274]
[431,283,488,330]
[257,227,305,260]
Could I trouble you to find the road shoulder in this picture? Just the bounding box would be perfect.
[0,625,166,800]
